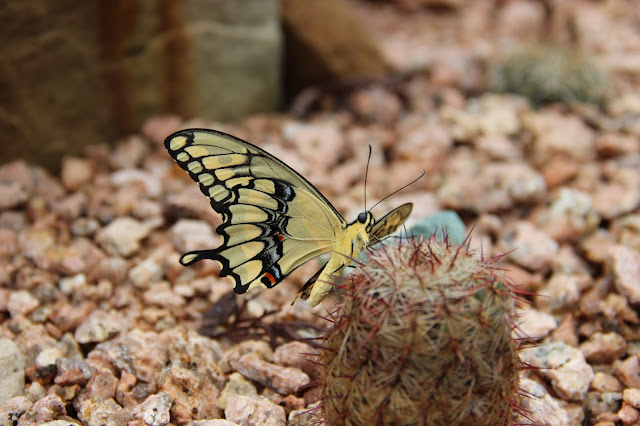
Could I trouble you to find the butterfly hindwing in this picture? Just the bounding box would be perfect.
[165,129,345,294]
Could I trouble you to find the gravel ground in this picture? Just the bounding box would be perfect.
[2,1,640,425]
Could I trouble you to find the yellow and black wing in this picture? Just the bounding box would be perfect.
[370,203,413,242]
[165,129,346,294]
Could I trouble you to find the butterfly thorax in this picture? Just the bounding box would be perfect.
[306,211,374,307]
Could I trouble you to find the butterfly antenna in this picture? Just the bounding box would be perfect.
[369,170,425,212]
[364,145,372,212]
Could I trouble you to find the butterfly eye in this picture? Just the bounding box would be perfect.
[357,212,368,224]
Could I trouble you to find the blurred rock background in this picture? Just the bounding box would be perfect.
[4,0,638,171]
[0,0,396,172]
[0,0,282,171]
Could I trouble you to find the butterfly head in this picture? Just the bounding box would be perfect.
[357,211,375,232]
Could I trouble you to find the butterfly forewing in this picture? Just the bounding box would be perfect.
[370,203,413,242]
[165,129,343,294]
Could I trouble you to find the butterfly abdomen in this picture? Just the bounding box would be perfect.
[307,220,372,307]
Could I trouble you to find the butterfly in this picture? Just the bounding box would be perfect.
[165,128,413,307]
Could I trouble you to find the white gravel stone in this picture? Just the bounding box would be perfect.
[520,341,594,401]
[515,308,557,340]
[35,346,64,368]
[171,219,219,254]
[216,372,258,410]
[96,217,153,257]
[623,388,640,408]
[0,339,25,403]
[7,290,40,317]
[59,273,88,296]
[506,221,559,271]
[75,310,124,344]
[225,395,285,426]
[132,392,172,426]
[128,257,164,288]
[187,420,240,426]
[517,377,570,426]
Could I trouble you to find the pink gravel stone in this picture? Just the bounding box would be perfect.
[221,340,274,372]
[0,396,33,423]
[591,372,622,393]
[525,110,596,163]
[506,221,559,271]
[274,341,317,376]
[60,157,93,191]
[230,353,310,395]
[595,132,640,156]
[0,229,18,258]
[0,182,29,210]
[348,87,403,126]
[0,338,26,402]
[85,368,118,400]
[78,396,132,425]
[156,363,222,422]
[32,394,66,423]
[141,115,182,146]
[609,245,640,304]
[75,310,125,344]
[619,403,640,424]
[55,358,95,386]
[579,332,627,364]
[616,356,640,389]
[110,136,149,169]
[188,420,240,426]
[535,273,581,313]
[216,372,258,410]
[552,314,579,347]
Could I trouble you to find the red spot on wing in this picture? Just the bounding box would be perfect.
[277,234,285,241]
[264,272,276,285]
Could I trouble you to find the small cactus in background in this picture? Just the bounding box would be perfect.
[317,235,523,425]
[490,43,607,106]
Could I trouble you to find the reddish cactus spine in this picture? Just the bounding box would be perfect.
[317,235,523,425]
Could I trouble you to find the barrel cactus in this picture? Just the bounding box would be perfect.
[317,235,523,425]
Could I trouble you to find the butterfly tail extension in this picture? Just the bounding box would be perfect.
[179,250,219,266]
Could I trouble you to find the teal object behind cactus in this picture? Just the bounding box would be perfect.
[408,210,466,244]
[318,235,522,425]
